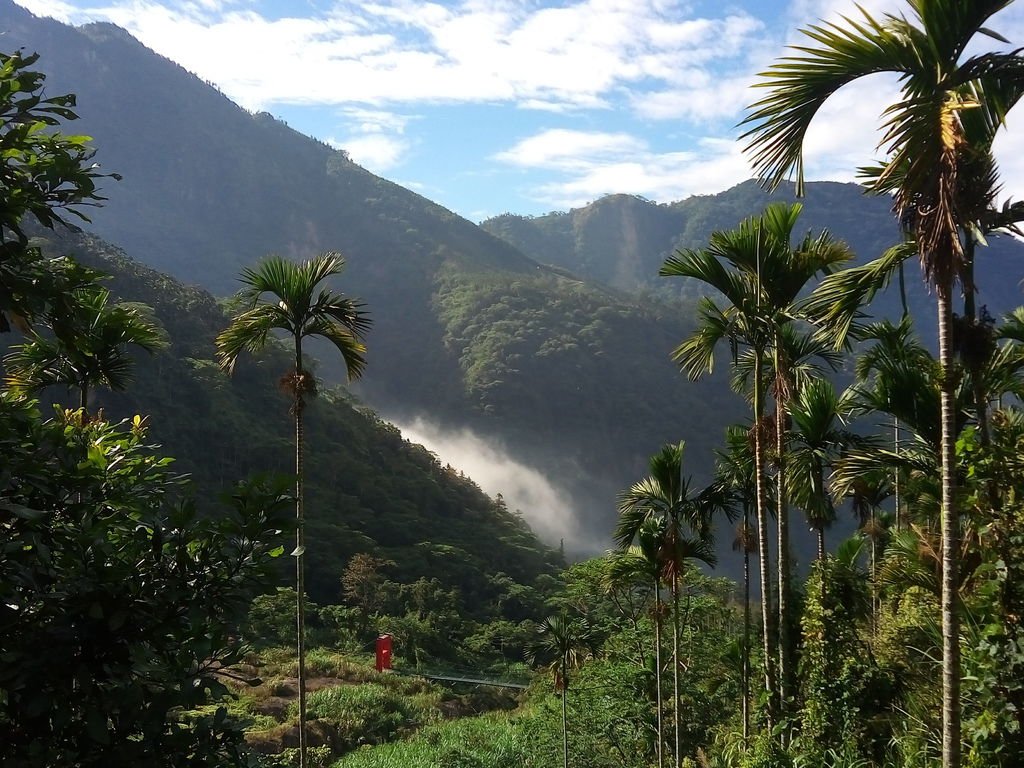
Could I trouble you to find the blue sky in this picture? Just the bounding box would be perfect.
[16,0,1024,222]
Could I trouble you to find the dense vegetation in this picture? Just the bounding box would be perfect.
[5,1,1024,767]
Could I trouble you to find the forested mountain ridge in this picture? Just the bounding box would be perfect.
[482,181,1024,323]
[7,223,563,611]
[13,2,1023,552]
[0,1,749,542]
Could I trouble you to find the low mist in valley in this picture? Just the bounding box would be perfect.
[391,415,608,555]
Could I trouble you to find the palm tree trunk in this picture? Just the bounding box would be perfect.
[816,527,825,562]
[562,665,569,768]
[742,510,751,745]
[773,340,791,729]
[894,417,901,530]
[672,578,681,767]
[654,579,664,768]
[295,342,308,768]
[938,282,960,768]
[752,348,777,727]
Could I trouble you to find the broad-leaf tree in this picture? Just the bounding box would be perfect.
[0,50,117,335]
[0,397,293,766]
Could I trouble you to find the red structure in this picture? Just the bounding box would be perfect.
[375,633,393,672]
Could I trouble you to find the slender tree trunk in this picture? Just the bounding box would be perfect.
[295,341,308,768]
[773,340,791,730]
[673,578,681,768]
[894,417,901,530]
[654,579,664,768]
[80,380,88,413]
[752,349,777,726]
[562,665,569,768]
[870,507,879,630]
[816,527,825,562]
[938,282,960,768]
[742,509,751,746]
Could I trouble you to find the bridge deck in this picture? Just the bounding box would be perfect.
[399,670,529,689]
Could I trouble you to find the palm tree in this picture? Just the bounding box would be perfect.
[787,378,858,559]
[607,525,667,768]
[615,442,717,767]
[660,202,850,721]
[741,5,1024,761]
[531,611,592,768]
[4,286,165,413]
[713,425,757,744]
[216,252,369,768]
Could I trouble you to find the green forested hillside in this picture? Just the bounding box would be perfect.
[431,264,742,484]
[0,1,748,544]
[8,224,562,611]
[482,181,1024,322]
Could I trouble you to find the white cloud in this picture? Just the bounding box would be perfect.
[634,73,757,121]
[495,129,645,170]
[324,108,416,172]
[16,0,766,116]
[15,0,77,22]
[496,129,752,209]
[786,0,898,29]
[329,133,410,172]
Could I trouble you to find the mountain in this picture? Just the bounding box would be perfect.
[7,2,1022,557]
[9,222,563,613]
[482,182,1024,324]
[0,2,749,546]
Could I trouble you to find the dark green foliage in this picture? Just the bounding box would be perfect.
[483,181,1024,335]
[957,419,1024,765]
[7,225,563,620]
[432,264,743,501]
[0,395,294,766]
[0,48,115,335]
[741,733,795,768]
[797,557,896,766]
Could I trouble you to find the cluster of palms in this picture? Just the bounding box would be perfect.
[610,2,1024,765]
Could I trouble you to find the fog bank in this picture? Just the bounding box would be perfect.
[392,416,602,552]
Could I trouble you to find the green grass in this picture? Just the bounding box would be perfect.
[332,710,547,768]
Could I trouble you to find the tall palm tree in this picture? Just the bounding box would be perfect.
[741,5,1024,762]
[787,378,858,559]
[607,524,668,768]
[4,286,165,413]
[531,612,592,768]
[615,442,717,767]
[660,202,850,721]
[714,425,757,744]
[216,252,369,768]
